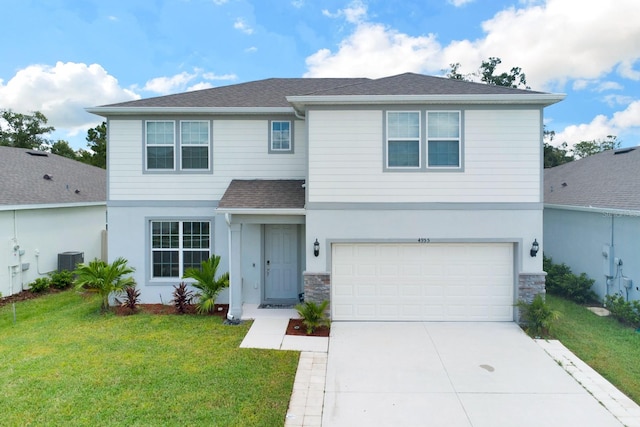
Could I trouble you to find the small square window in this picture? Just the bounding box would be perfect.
[270,121,292,152]
[146,121,175,170]
[387,112,420,168]
[427,112,460,168]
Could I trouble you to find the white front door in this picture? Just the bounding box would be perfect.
[264,224,299,301]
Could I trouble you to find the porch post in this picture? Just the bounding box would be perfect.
[228,222,243,320]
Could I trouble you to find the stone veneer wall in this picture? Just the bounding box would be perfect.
[303,272,331,314]
[517,272,547,323]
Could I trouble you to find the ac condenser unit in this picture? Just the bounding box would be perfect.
[58,251,84,271]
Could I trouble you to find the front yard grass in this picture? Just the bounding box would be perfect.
[546,294,640,404]
[0,290,299,426]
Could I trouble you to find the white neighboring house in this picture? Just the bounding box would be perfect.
[0,147,106,297]
[544,146,640,301]
[88,73,564,321]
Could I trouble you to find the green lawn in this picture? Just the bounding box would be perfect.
[546,294,640,404]
[0,291,299,426]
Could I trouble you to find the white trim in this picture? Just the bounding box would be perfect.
[287,93,566,108]
[215,208,306,215]
[544,203,640,217]
[0,202,106,211]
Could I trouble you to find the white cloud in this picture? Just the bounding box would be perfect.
[187,82,214,91]
[291,0,304,8]
[305,23,441,78]
[0,61,138,140]
[142,69,237,95]
[201,72,237,81]
[305,0,640,90]
[234,18,254,35]
[245,46,258,53]
[212,0,228,5]
[596,81,623,92]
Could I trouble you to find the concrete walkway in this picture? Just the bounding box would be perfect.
[238,311,640,427]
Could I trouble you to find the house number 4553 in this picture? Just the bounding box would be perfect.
[417,238,430,243]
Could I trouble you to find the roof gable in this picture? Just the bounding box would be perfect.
[544,147,640,211]
[0,146,106,207]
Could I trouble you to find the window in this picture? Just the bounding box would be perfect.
[427,112,460,168]
[151,220,211,278]
[181,121,209,169]
[387,112,420,168]
[270,121,292,152]
[146,121,175,170]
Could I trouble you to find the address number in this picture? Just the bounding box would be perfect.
[417,238,430,243]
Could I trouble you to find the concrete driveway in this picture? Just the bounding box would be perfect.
[322,322,622,427]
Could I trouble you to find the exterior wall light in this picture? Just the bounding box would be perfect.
[530,239,539,257]
[313,239,320,257]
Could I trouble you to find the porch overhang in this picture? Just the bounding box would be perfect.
[216,179,306,214]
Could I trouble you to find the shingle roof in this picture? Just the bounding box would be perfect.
[218,179,305,210]
[95,73,546,110]
[102,78,370,108]
[544,147,640,211]
[0,146,106,207]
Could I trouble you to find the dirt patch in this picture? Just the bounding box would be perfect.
[285,318,330,337]
[0,288,65,307]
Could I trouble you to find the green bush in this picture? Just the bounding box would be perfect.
[295,300,330,334]
[543,255,598,304]
[49,270,74,290]
[517,294,561,337]
[29,277,51,293]
[605,294,640,328]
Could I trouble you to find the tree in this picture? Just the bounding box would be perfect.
[543,127,573,168]
[49,140,78,160]
[84,121,107,168]
[183,255,229,314]
[0,109,55,149]
[445,57,529,89]
[572,135,620,159]
[74,257,136,312]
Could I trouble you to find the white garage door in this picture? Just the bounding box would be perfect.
[331,243,514,321]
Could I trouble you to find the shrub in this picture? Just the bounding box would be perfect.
[182,255,229,314]
[517,294,561,337]
[29,277,51,293]
[74,257,136,312]
[295,300,330,335]
[543,255,598,304]
[119,286,141,312]
[172,282,194,314]
[49,270,74,290]
[605,294,640,328]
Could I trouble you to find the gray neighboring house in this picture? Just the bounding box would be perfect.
[544,146,640,301]
[0,146,106,297]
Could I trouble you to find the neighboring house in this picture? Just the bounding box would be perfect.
[87,73,563,321]
[544,146,640,301]
[0,146,107,297]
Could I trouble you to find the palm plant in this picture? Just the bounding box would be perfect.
[74,257,136,312]
[183,255,229,314]
[295,300,330,334]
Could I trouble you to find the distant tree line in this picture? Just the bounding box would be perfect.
[0,109,106,169]
[445,58,622,168]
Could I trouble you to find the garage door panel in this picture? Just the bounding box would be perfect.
[332,243,514,321]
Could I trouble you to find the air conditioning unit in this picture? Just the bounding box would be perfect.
[58,251,84,271]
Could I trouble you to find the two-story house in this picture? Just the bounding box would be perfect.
[88,73,564,322]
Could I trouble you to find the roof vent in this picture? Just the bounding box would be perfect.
[27,151,49,157]
[43,174,53,180]
[561,182,568,187]
[614,147,636,155]
[75,189,80,194]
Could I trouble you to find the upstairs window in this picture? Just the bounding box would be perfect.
[180,121,210,169]
[270,121,292,153]
[427,111,460,168]
[146,121,175,170]
[387,111,420,168]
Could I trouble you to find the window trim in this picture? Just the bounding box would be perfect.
[385,111,422,169]
[145,120,176,171]
[180,120,211,171]
[383,109,464,173]
[426,111,462,170]
[268,120,294,154]
[148,219,213,281]
[143,119,213,174]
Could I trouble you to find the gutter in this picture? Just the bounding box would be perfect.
[0,202,106,212]
[544,203,640,217]
[215,208,306,216]
[86,106,296,116]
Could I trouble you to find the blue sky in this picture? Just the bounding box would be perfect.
[1,0,639,150]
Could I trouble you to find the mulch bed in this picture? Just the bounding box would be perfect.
[115,304,229,317]
[285,318,330,337]
[0,288,64,307]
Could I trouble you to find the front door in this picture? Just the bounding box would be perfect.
[264,224,299,301]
